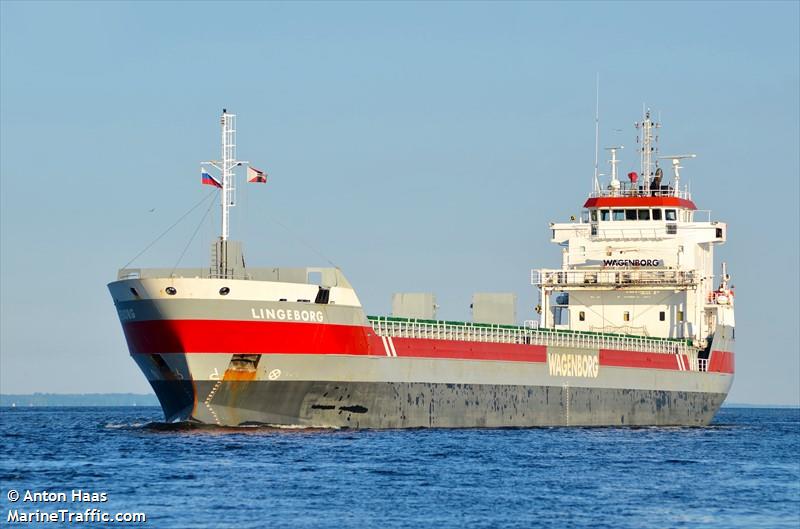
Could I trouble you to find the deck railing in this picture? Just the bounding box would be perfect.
[531,269,697,288]
[368,316,693,357]
[587,184,691,200]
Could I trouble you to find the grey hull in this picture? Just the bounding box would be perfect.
[151,379,726,428]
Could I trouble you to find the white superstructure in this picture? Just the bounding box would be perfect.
[533,110,735,350]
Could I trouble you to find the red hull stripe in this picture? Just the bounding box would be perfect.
[122,320,549,362]
[583,196,697,210]
[393,337,547,363]
[708,351,735,373]
[600,349,684,371]
[121,320,728,373]
[123,320,374,356]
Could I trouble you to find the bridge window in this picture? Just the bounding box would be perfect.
[623,311,630,322]
[638,209,650,220]
[625,209,637,221]
[600,209,610,221]
[652,209,662,220]
[665,209,677,221]
[590,210,598,222]
[659,311,665,321]
[613,209,624,221]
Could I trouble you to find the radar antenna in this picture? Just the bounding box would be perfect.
[658,154,696,194]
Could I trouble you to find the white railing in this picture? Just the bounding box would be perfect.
[368,316,693,357]
[531,269,697,288]
[587,184,691,200]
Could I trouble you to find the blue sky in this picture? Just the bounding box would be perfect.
[1,1,798,405]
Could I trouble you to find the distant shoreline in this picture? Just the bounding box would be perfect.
[0,393,797,408]
[0,393,159,407]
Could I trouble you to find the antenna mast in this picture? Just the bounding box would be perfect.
[593,74,600,192]
[635,108,661,190]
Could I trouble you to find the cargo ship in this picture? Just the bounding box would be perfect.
[108,109,735,427]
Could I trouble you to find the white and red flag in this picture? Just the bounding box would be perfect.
[247,166,267,183]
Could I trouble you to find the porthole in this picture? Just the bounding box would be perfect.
[219,287,230,296]
[165,287,177,296]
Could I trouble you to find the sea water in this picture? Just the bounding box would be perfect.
[1,407,798,528]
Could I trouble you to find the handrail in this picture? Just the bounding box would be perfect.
[587,183,691,200]
[531,269,697,288]
[367,315,694,357]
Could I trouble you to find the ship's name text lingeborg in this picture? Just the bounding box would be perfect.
[251,307,324,322]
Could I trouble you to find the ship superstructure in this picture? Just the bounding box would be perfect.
[108,109,735,428]
[534,110,735,374]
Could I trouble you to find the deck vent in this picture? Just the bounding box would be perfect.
[666,223,678,235]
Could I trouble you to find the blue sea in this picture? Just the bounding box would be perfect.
[1,407,798,528]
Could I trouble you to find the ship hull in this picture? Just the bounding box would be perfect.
[134,349,733,428]
[111,277,734,428]
[151,378,728,428]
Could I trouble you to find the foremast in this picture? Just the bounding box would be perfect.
[202,109,250,277]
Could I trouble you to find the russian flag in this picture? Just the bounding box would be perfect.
[201,168,222,188]
[247,166,267,183]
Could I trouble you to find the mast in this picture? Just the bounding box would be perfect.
[220,110,238,241]
[203,109,248,241]
[635,108,660,190]
[593,74,600,193]
[202,109,249,277]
